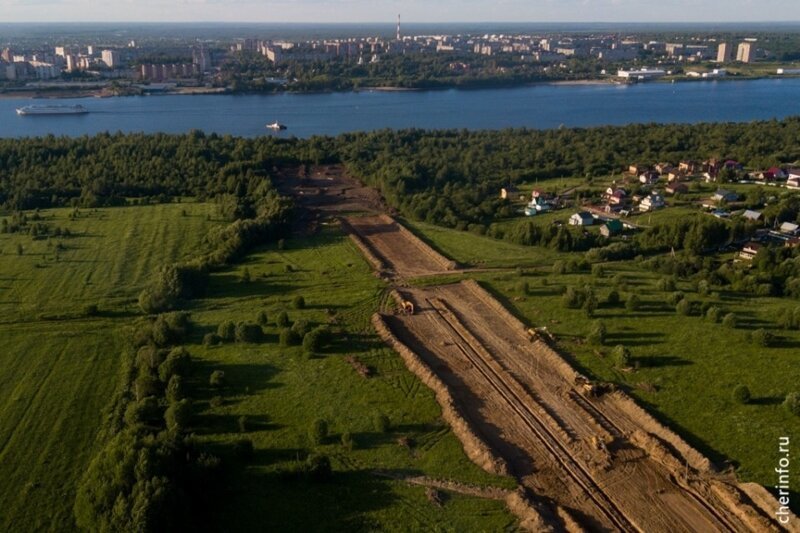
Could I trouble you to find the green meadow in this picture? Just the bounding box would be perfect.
[0,205,517,531]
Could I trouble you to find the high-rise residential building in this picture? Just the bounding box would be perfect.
[87,45,95,56]
[65,55,77,72]
[736,42,753,63]
[192,45,211,72]
[716,42,733,63]
[101,49,120,68]
[1,48,12,62]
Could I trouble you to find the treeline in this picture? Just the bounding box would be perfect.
[336,120,800,229]
[74,313,222,532]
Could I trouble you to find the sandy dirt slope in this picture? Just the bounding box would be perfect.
[378,282,789,532]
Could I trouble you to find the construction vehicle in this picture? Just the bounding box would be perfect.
[400,300,415,315]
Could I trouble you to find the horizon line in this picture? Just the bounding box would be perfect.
[3,20,800,25]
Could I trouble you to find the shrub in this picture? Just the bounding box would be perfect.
[552,260,566,275]
[306,454,332,481]
[164,399,192,432]
[667,291,685,306]
[256,310,269,326]
[238,415,248,433]
[134,373,159,401]
[279,327,299,347]
[587,320,606,346]
[656,277,676,292]
[241,268,251,283]
[722,313,738,329]
[591,264,605,278]
[583,293,598,317]
[291,319,310,338]
[292,295,306,309]
[123,397,161,427]
[165,375,183,403]
[203,332,222,346]
[83,304,99,316]
[158,346,191,382]
[517,280,529,295]
[783,392,800,416]
[675,298,692,316]
[309,419,329,445]
[209,395,224,408]
[275,311,290,328]
[613,345,631,368]
[217,320,236,341]
[606,290,620,306]
[697,280,710,296]
[777,307,800,330]
[706,306,722,323]
[732,385,751,404]
[373,413,390,433]
[235,322,262,343]
[209,370,225,388]
[625,294,641,312]
[341,431,354,450]
[303,330,322,355]
[749,328,774,347]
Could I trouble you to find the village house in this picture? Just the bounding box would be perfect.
[628,164,648,175]
[667,170,686,182]
[639,171,660,185]
[738,242,761,261]
[600,219,624,237]
[787,173,800,189]
[655,162,673,174]
[780,221,800,236]
[605,188,627,205]
[639,192,666,212]
[741,210,762,222]
[711,189,739,203]
[666,183,688,195]
[678,160,700,174]
[569,211,594,226]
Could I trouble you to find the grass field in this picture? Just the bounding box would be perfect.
[181,229,518,531]
[410,221,800,506]
[0,203,220,531]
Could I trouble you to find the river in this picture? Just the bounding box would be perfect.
[2,78,800,138]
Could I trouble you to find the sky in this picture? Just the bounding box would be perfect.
[1,0,799,23]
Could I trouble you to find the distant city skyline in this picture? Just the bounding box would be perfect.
[2,0,800,24]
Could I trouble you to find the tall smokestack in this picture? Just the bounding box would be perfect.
[396,14,401,41]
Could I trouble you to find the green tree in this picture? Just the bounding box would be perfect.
[164,399,192,432]
[613,345,631,368]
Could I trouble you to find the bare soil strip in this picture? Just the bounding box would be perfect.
[343,215,457,278]
[374,281,794,532]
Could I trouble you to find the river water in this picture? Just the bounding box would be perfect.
[2,78,799,138]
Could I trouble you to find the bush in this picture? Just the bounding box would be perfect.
[582,293,598,317]
[279,327,299,347]
[587,320,606,345]
[552,260,566,275]
[606,290,620,306]
[203,332,222,346]
[341,431,354,450]
[303,330,322,355]
[83,304,99,316]
[165,375,183,403]
[209,370,225,388]
[749,328,774,347]
[164,399,192,432]
[158,346,191,382]
[275,311,290,328]
[656,277,676,292]
[591,264,605,278]
[292,295,306,309]
[777,307,800,330]
[373,413,390,433]
[667,291,685,306]
[123,397,161,427]
[783,392,800,416]
[306,454,332,481]
[291,319,310,338]
[722,313,738,329]
[256,310,269,326]
[238,415,248,433]
[235,322,262,343]
[625,294,641,312]
[675,298,692,316]
[706,306,722,323]
[217,320,236,342]
[613,345,631,368]
[732,385,751,404]
[309,419,329,445]
[517,280,529,295]
[209,395,224,408]
[697,280,710,296]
